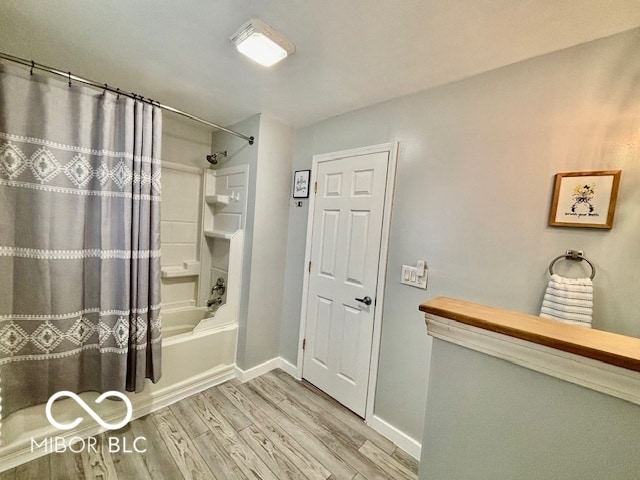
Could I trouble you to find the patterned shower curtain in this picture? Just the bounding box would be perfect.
[0,63,162,418]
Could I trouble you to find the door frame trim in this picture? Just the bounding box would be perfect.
[296,141,398,422]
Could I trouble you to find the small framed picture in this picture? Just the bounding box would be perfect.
[293,170,311,199]
[549,170,621,229]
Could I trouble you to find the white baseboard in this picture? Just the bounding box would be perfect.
[276,357,300,379]
[235,356,301,382]
[368,415,422,460]
[235,358,281,383]
[0,364,235,472]
[235,357,300,383]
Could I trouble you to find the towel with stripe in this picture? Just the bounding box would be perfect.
[539,274,593,327]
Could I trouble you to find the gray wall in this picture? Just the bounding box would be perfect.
[244,115,294,368]
[213,114,294,370]
[420,340,640,479]
[279,28,640,442]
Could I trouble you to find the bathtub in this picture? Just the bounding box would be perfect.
[163,305,220,336]
[163,306,210,337]
[162,305,236,337]
[0,306,238,471]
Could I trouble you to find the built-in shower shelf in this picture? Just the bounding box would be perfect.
[161,260,201,278]
[205,194,230,206]
[204,230,235,240]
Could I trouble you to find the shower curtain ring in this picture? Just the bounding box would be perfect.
[68,71,71,87]
[103,83,108,94]
[30,60,34,76]
[116,88,120,99]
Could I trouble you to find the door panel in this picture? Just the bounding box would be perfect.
[338,305,361,383]
[345,211,370,285]
[325,173,343,196]
[319,210,340,277]
[311,296,333,368]
[302,151,389,416]
[352,169,375,196]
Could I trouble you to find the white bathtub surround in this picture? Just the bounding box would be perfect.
[161,260,201,278]
[161,162,247,327]
[197,230,244,332]
[160,161,203,311]
[199,165,249,309]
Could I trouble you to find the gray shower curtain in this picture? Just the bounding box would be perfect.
[0,63,162,418]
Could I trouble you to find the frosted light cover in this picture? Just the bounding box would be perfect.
[236,33,288,67]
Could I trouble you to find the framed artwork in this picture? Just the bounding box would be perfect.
[549,170,621,229]
[293,170,311,199]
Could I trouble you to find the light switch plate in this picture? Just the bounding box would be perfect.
[401,265,428,289]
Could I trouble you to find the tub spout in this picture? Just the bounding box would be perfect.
[207,297,222,308]
[211,277,226,296]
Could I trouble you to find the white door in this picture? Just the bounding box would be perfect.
[302,150,390,417]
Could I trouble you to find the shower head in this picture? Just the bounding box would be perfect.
[206,151,227,165]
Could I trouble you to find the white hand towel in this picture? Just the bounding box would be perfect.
[540,274,593,327]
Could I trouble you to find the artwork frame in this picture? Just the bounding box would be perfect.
[293,169,311,199]
[548,170,621,229]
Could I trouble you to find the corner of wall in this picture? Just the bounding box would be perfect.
[223,113,297,370]
[210,114,261,370]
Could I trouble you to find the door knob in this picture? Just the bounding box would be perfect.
[355,296,372,306]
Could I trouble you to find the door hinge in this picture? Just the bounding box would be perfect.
[314,181,317,193]
[302,338,306,350]
[308,261,312,273]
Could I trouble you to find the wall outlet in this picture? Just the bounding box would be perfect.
[401,264,428,289]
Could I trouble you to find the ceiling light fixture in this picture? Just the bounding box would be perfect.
[230,19,295,67]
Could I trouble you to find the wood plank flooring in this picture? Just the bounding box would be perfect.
[4,370,418,479]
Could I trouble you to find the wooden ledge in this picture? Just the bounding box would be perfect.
[420,297,640,373]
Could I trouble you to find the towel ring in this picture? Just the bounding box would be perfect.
[548,250,596,280]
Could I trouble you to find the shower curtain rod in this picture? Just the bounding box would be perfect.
[0,52,255,145]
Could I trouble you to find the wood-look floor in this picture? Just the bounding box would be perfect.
[1,370,418,480]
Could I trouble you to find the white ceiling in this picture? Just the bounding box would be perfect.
[1,1,640,129]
